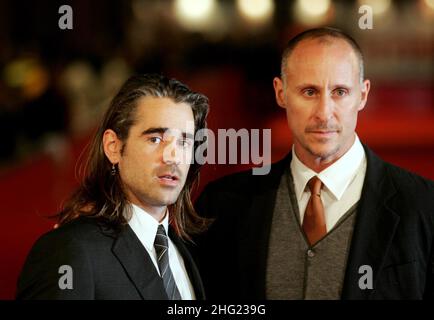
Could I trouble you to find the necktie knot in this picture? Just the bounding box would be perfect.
[155,224,168,248]
[308,176,322,196]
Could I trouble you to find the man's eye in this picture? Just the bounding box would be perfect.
[303,89,316,97]
[334,89,347,96]
[178,139,193,148]
[149,137,163,144]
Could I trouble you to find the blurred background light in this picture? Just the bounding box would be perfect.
[357,0,392,15]
[424,0,434,9]
[297,0,330,16]
[174,0,216,30]
[236,0,274,24]
[294,0,332,25]
[420,0,434,15]
[419,0,434,18]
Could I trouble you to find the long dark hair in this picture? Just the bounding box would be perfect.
[58,74,210,240]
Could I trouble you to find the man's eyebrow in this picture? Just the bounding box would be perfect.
[332,84,352,89]
[141,127,194,139]
[141,127,168,136]
[294,84,352,90]
[295,84,320,90]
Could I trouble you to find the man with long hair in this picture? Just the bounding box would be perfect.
[17,74,209,299]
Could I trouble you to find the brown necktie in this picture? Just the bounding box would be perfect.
[302,176,327,246]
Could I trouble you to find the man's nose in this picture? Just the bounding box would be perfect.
[314,93,334,122]
[162,140,182,165]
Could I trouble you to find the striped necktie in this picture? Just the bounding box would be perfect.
[154,224,182,300]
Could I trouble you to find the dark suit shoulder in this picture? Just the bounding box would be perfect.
[195,157,288,224]
[203,169,256,195]
[365,146,434,210]
[16,217,116,299]
[33,216,114,250]
[385,163,434,222]
[386,162,434,193]
[202,157,288,197]
[385,162,434,202]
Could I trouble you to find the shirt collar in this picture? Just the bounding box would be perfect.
[127,203,169,252]
[291,135,365,201]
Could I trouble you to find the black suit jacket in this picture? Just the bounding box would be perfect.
[17,216,205,300]
[195,146,434,299]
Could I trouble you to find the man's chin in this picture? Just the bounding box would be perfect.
[307,142,340,160]
[153,193,182,207]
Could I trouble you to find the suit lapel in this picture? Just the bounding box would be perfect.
[238,158,289,299]
[112,225,167,300]
[342,146,400,299]
[169,228,206,300]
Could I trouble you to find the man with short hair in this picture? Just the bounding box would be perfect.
[17,74,209,300]
[196,28,434,300]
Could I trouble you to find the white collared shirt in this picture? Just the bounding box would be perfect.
[127,204,196,300]
[290,135,367,231]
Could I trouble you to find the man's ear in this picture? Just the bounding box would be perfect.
[103,129,122,164]
[273,77,286,109]
[358,79,371,111]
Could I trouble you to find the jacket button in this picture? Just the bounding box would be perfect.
[307,249,315,258]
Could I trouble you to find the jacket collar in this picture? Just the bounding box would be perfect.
[112,224,167,299]
[341,145,399,299]
[169,229,206,300]
[238,155,289,299]
[111,224,206,300]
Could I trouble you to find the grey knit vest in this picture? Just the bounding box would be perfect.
[266,167,358,299]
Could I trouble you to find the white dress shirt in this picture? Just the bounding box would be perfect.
[127,204,196,300]
[290,135,367,232]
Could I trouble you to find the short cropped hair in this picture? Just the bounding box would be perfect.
[280,27,365,84]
